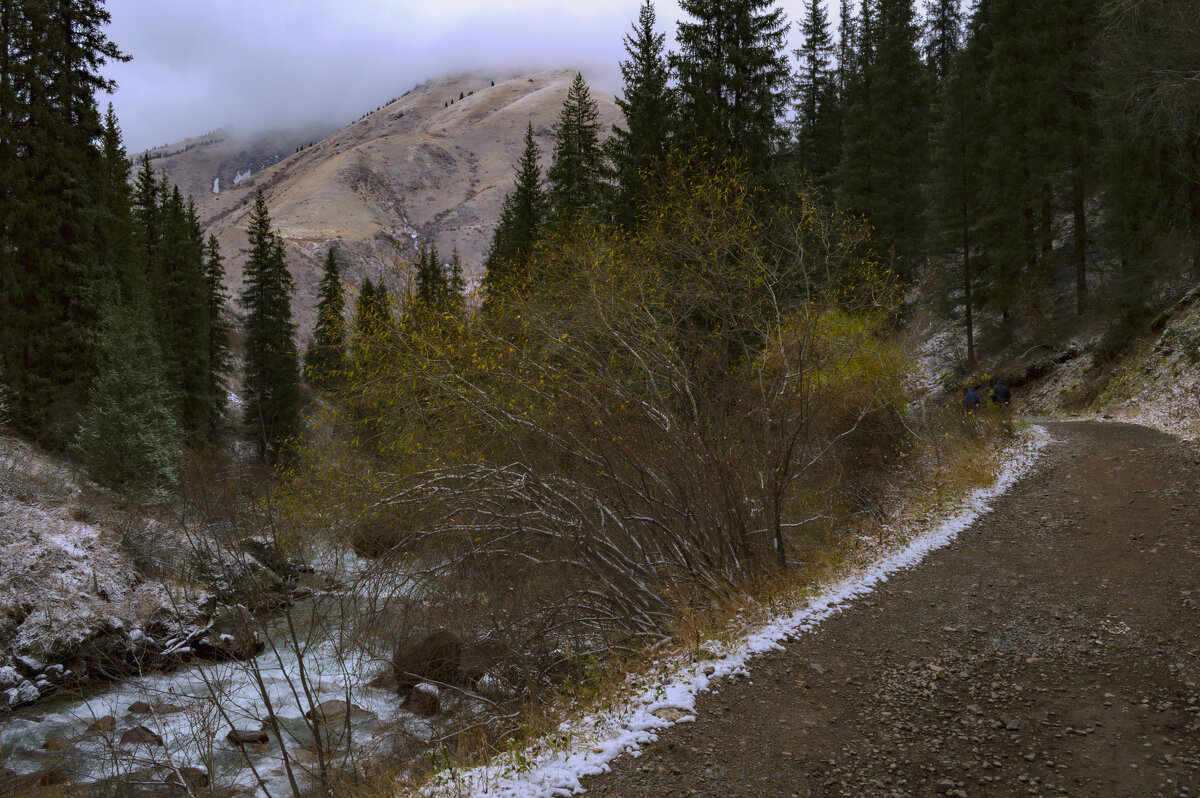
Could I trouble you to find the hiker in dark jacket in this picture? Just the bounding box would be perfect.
[963,386,982,412]
[991,378,1012,407]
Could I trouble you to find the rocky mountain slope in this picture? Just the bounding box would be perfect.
[149,70,620,331]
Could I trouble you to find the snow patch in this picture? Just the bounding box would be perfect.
[212,177,220,194]
[233,169,251,185]
[424,427,1051,798]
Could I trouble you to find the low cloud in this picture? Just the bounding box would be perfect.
[103,0,820,153]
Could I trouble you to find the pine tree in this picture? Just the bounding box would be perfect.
[414,241,447,306]
[159,188,211,442]
[0,0,128,438]
[240,191,300,463]
[837,0,930,275]
[923,0,964,86]
[483,123,545,311]
[547,72,605,222]
[72,304,182,492]
[791,0,840,181]
[203,234,231,437]
[671,0,791,178]
[927,41,989,367]
[448,247,466,311]
[304,245,347,389]
[98,105,141,303]
[606,0,674,227]
[835,0,860,94]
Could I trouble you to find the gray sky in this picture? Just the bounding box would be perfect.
[102,0,834,154]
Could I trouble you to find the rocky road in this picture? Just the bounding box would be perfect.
[581,422,1200,798]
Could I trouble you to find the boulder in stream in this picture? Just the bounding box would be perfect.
[165,766,209,789]
[303,699,371,726]
[401,682,440,717]
[226,729,269,746]
[392,629,463,689]
[119,725,165,747]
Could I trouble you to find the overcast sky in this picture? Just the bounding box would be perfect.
[101,0,834,154]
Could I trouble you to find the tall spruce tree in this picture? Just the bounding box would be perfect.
[670,0,791,178]
[606,0,674,227]
[835,0,860,94]
[927,41,989,367]
[304,245,347,389]
[159,188,211,442]
[203,234,231,437]
[547,72,605,222]
[482,123,545,311]
[72,304,181,491]
[837,0,930,275]
[923,0,964,86]
[791,0,840,181]
[0,0,128,438]
[240,191,300,462]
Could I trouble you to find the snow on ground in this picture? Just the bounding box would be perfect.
[0,437,178,677]
[1092,297,1200,442]
[422,427,1051,798]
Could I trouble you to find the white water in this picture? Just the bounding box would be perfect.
[1,553,428,795]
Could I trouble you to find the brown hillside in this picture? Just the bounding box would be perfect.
[163,70,619,332]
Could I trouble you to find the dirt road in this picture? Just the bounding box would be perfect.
[581,422,1200,798]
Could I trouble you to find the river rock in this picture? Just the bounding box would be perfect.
[393,629,463,689]
[192,631,264,662]
[41,737,71,752]
[4,680,39,707]
[304,700,371,726]
[368,670,399,691]
[402,682,440,717]
[128,700,152,714]
[290,585,314,601]
[120,725,165,747]
[165,766,209,789]
[0,666,21,690]
[88,715,117,732]
[226,729,269,746]
[15,654,44,674]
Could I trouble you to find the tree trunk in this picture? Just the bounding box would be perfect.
[1073,168,1087,315]
[962,202,975,368]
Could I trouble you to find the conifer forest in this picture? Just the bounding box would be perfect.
[0,0,1197,794]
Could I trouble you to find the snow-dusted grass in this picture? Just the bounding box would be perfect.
[419,426,1050,798]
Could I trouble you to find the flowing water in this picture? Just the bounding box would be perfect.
[0,568,433,795]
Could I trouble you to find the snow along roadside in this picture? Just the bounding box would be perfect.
[423,425,1053,798]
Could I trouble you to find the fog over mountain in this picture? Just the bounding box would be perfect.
[101,0,824,154]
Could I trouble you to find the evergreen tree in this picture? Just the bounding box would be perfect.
[0,0,128,437]
[240,191,300,463]
[72,304,181,492]
[791,0,840,181]
[304,245,347,389]
[606,0,674,227]
[354,278,377,340]
[98,105,141,303]
[159,188,211,441]
[483,123,545,311]
[835,0,860,94]
[670,0,791,178]
[448,247,466,304]
[927,42,988,367]
[923,0,964,86]
[547,72,605,222]
[837,0,930,275]
[414,241,447,307]
[203,234,231,437]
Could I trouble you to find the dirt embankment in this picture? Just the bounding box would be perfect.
[582,421,1200,797]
